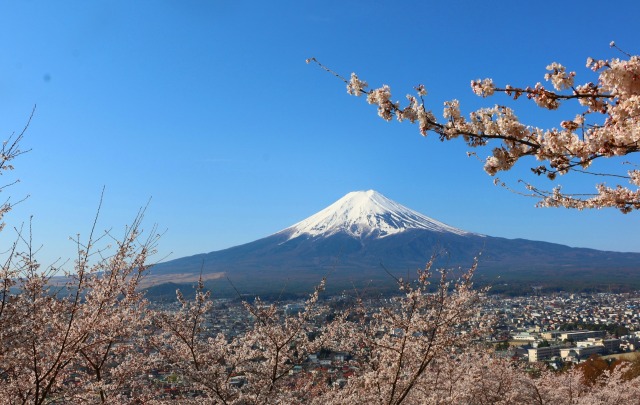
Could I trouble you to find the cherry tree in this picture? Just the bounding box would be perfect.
[0,116,159,404]
[150,258,494,404]
[0,206,158,404]
[315,259,489,404]
[151,278,331,404]
[308,43,640,212]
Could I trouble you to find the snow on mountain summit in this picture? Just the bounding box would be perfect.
[280,190,477,240]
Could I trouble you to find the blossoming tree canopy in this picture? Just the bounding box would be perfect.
[307,43,640,213]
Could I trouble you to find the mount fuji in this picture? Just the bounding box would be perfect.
[281,190,474,240]
[148,190,640,297]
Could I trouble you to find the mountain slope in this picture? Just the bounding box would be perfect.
[149,190,640,297]
[280,190,475,239]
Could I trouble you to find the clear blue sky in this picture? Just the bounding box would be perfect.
[1,1,639,268]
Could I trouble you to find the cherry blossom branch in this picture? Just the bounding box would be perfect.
[309,48,640,212]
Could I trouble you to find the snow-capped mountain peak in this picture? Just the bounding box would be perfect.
[280,190,477,240]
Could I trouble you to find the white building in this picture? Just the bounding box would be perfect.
[560,330,606,341]
[560,345,603,361]
[528,345,562,362]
